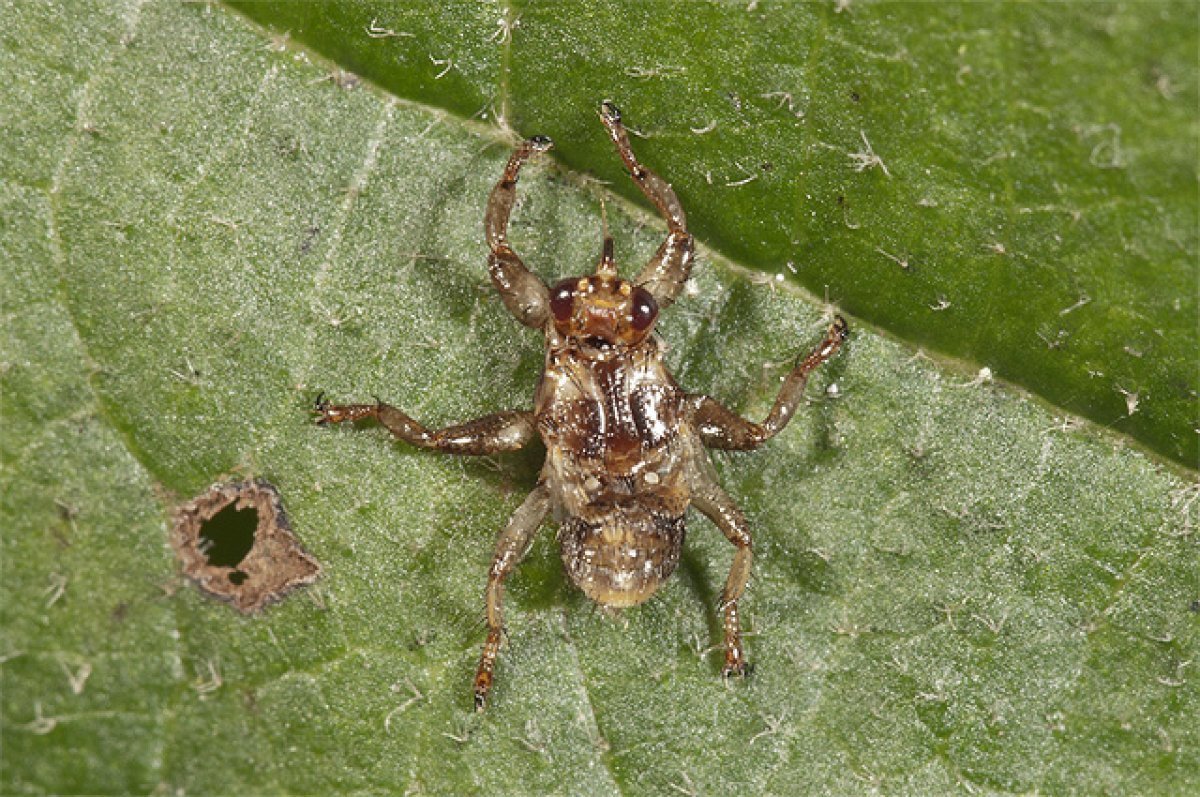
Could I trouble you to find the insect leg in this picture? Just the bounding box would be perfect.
[485,136,553,328]
[314,395,536,455]
[474,481,550,709]
[693,316,848,450]
[598,101,695,310]
[690,472,753,677]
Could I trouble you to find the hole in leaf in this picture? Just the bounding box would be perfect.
[172,480,321,613]
[199,504,258,568]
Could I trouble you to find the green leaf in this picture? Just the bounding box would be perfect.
[2,2,1197,795]
[226,0,1199,470]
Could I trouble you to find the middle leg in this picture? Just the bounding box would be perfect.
[693,315,848,451]
[315,395,536,455]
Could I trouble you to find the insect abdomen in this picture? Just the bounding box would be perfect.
[558,511,685,607]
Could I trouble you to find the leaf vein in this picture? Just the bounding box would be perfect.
[558,609,626,797]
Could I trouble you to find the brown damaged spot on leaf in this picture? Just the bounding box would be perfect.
[172,480,320,613]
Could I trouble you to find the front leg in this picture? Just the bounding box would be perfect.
[598,101,695,310]
[694,315,848,450]
[485,136,554,328]
[314,394,535,455]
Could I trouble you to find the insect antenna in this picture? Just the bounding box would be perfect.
[596,197,618,279]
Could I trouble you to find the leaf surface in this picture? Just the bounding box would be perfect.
[2,3,1197,795]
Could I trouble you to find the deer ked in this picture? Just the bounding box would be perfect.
[315,101,848,709]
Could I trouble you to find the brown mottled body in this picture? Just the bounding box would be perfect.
[539,336,694,607]
[316,102,848,709]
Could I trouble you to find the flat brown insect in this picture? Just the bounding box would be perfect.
[316,102,848,709]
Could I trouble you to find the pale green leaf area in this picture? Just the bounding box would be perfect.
[1,2,1197,796]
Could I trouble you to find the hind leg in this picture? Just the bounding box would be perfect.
[474,482,550,709]
[689,469,753,677]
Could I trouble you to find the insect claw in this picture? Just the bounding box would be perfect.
[599,99,622,124]
[473,670,493,711]
[313,392,331,424]
[721,661,754,679]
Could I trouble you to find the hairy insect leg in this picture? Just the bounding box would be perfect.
[690,471,753,677]
[485,136,554,328]
[597,101,686,231]
[475,482,551,709]
[597,101,695,309]
[694,315,848,450]
[314,394,536,455]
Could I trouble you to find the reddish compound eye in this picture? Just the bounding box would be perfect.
[550,279,575,322]
[630,287,658,331]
